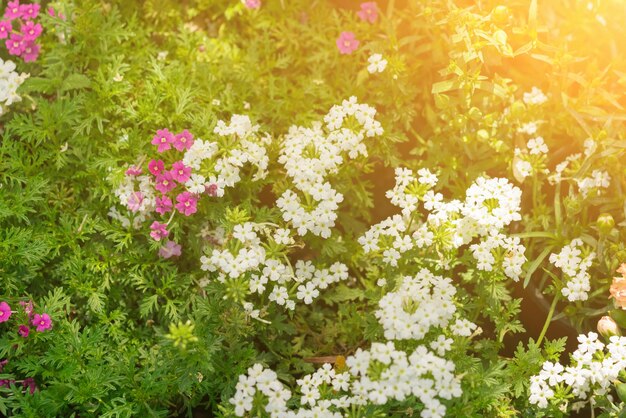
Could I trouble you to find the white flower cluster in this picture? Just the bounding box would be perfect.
[359,169,526,280]
[367,53,387,74]
[523,87,548,105]
[201,222,348,312]
[181,115,270,194]
[469,232,526,281]
[529,332,626,410]
[575,169,611,198]
[229,342,462,418]
[375,269,457,340]
[277,97,383,238]
[110,174,156,228]
[0,58,28,115]
[549,238,594,302]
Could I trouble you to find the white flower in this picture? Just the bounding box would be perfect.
[523,87,548,105]
[367,53,388,74]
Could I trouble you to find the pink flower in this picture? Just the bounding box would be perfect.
[205,183,218,197]
[155,195,173,215]
[243,0,261,9]
[19,300,33,317]
[20,21,41,41]
[5,33,24,55]
[357,2,378,23]
[18,325,29,338]
[20,40,40,62]
[4,1,22,20]
[19,3,39,20]
[175,191,197,216]
[0,359,7,372]
[336,31,359,54]
[0,20,12,39]
[148,159,165,176]
[173,129,194,151]
[150,221,169,241]
[0,302,11,323]
[125,165,142,176]
[31,313,51,332]
[47,7,65,20]
[126,191,143,212]
[170,161,191,183]
[155,172,176,194]
[151,128,175,153]
[159,240,181,259]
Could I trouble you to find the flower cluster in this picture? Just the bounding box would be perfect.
[0,57,27,115]
[229,342,461,418]
[523,87,548,106]
[201,222,349,313]
[0,300,52,337]
[359,168,526,280]
[336,2,380,55]
[375,268,458,340]
[1,1,42,62]
[513,136,549,182]
[277,97,383,238]
[549,238,594,302]
[529,332,626,411]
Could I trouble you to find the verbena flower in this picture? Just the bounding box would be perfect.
[357,2,378,23]
[175,191,197,216]
[31,313,52,331]
[0,301,12,323]
[151,129,175,153]
[149,221,169,241]
[159,240,181,259]
[336,32,359,54]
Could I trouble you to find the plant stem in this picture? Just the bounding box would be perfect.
[537,293,560,345]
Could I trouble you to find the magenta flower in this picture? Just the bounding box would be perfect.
[0,302,12,323]
[336,32,359,54]
[0,359,7,372]
[125,165,142,176]
[148,159,165,176]
[22,377,36,394]
[126,191,144,212]
[244,0,261,9]
[5,33,24,55]
[357,2,378,23]
[173,129,194,151]
[159,240,181,259]
[155,172,176,194]
[170,161,191,183]
[31,313,51,332]
[150,221,169,241]
[151,129,175,153]
[4,1,22,20]
[19,3,39,20]
[21,41,40,62]
[20,21,41,41]
[155,195,173,215]
[0,20,12,39]
[175,192,198,216]
[18,325,29,338]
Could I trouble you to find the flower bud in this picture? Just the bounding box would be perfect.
[597,213,615,235]
[598,316,620,338]
[491,5,510,23]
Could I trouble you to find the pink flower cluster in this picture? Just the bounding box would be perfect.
[0,300,52,337]
[0,360,37,394]
[335,2,379,55]
[1,1,43,62]
[124,127,215,258]
[243,0,261,9]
